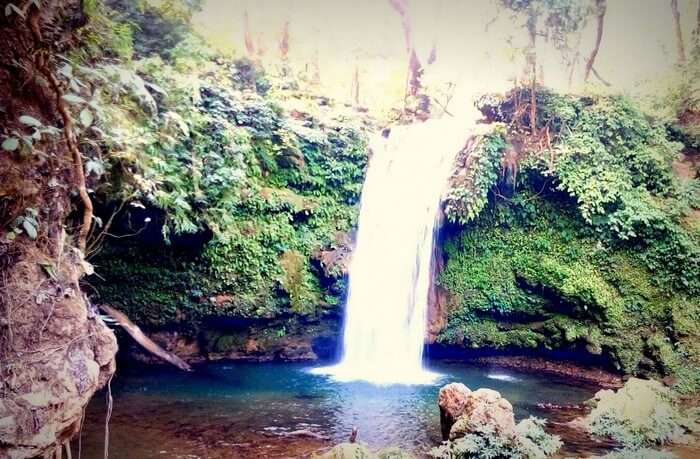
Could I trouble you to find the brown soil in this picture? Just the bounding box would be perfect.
[0,2,118,457]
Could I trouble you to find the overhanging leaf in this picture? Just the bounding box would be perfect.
[80,108,94,127]
[1,137,19,151]
[19,115,42,127]
[22,220,37,240]
[62,94,86,105]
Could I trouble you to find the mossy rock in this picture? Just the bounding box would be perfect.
[314,443,416,459]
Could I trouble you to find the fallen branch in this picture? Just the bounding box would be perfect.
[99,305,192,371]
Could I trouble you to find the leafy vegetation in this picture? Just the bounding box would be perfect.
[71,1,368,327]
[444,130,508,224]
[430,417,562,459]
[579,378,695,454]
[440,89,700,391]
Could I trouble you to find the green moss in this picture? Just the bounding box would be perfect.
[214,334,248,353]
[439,91,699,389]
[444,130,507,224]
[94,247,207,328]
[87,21,368,324]
[439,189,697,382]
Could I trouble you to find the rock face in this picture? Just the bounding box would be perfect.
[0,2,119,457]
[0,247,118,459]
[438,383,516,441]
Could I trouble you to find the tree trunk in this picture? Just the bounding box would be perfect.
[695,0,700,52]
[584,0,607,83]
[671,0,687,64]
[352,63,360,105]
[527,7,538,135]
[388,0,423,98]
[567,32,583,89]
[244,10,255,57]
[279,20,290,62]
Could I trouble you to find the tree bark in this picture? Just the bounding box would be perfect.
[388,0,423,98]
[0,2,117,458]
[671,0,687,64]
[100,305,192,372]
[584,0,607,83]
[567,32,583,88]
[527,7,538,135]
[243,10,255,57]
[695,0,700,51]
[352,63,360,105]
[279,20,290,61]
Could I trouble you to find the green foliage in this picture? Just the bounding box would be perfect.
[78,0,135,61]
[5,208,40,242]
[430,417,561,459]
[94,246,206,327]
[481,91,699,294]
[598,448,675,459]
[86,19,368,323]
[441,91,699,386]
[583,379,689,449]
[444,131,507,224]
[439,184,697,382]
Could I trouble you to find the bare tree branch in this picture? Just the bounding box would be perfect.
[671,0,687,64]
[584,0,607,82]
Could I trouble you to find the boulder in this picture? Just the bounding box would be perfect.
[449,388,516,440]
[438,382,471,440]
[437,383,516,441]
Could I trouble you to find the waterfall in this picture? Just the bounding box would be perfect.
[314,117,473,385]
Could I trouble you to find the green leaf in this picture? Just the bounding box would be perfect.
[62,94,86,105]
[5,3,25,18]
[19,115,42,127]
[58,63,72,78]
[22,220,37,240]
[2,137,19,151]
[40,262,57,280]
[80,108,94,128]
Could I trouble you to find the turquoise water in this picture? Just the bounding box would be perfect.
[74,361,597,458]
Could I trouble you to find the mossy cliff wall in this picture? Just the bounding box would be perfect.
[436,89,699,393]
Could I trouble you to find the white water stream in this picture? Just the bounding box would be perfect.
[314,117,474,385]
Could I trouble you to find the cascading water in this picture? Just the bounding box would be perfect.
[314,117,475,385]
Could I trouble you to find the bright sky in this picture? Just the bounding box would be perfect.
[194,0,698,115]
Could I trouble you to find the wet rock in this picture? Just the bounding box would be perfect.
[316,231,354,279]
[275,337,318,361]
[438,382,471,440]
[448,388,516,440]
[1,242,118,459]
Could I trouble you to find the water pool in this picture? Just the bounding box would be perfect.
[74,361,599,458]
